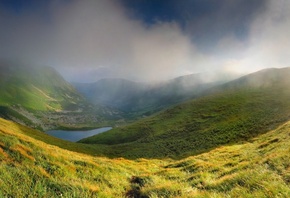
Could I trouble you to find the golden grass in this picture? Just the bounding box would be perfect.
[0,117,289,197]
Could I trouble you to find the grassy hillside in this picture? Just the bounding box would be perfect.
[80,67,290,158]
[0,64,120,130]
[1,67,289,197]
[0,65,81,111]
[1,117,289,197]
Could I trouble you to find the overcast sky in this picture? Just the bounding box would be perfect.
[0,0,290,82]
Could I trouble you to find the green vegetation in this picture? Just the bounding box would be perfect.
[1,67,290,197]
[80,87,290,159]
[80,68,290,159]
[0,64,120,130]
[0,65,81,111]
[1,117,290,197]
[0,106,35,126]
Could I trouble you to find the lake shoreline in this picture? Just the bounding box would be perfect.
[51,124,112,131]
[46,127,112,142]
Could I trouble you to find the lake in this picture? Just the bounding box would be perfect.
[46,127,112,142]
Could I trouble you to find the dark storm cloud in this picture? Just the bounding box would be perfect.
[121,0,267,51]
[0,0,289,82]
[180,0,267,47]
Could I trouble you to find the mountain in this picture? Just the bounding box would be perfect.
[74,71,235,118]
[74,78,147,114]
[214,67,290,90]
[79,67,290,158]
[0,65,83,111]
[0,64,120,130]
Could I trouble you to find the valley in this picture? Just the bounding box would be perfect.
[1,1,290,197]
[1,66,290,197]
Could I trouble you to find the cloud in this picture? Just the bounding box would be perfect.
[0,0,203,82]
[1,0,290,82]
[204,0,290,74]
[246,0,290,68]
[50,0,211,82]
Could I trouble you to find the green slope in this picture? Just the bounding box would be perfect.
[80,67,290,158]
[0,64,119,130]
[0,65,81,111]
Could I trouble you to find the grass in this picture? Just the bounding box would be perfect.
[0,66,75,111]
[0,106,35,126]
[0,65,120,130]
[0,118,163,197]
[1,67,290,197]
[80,86,290,159]
[0,117,290,197]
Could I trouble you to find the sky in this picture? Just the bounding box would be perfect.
[0,0,290,82]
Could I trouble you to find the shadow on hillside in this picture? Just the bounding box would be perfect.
[83,119,290,160]
[12,118,289,161]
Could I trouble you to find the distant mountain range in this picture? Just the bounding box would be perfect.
[1,62,239,130]
[74,71,238,118]
[2,61,288,138]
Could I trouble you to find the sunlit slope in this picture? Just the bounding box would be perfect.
[0,65,83,111]
[0,64,119,129]
[80,67,290,158]
[0,118,160,197]
[1,117,290,197]
[145,120,290,197]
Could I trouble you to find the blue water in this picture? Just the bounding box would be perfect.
[46,127,112,142]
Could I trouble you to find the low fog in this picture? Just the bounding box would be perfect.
[0,0,290,83]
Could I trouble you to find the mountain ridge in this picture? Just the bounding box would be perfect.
[79,67,290,159]
[74,71,237,118]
